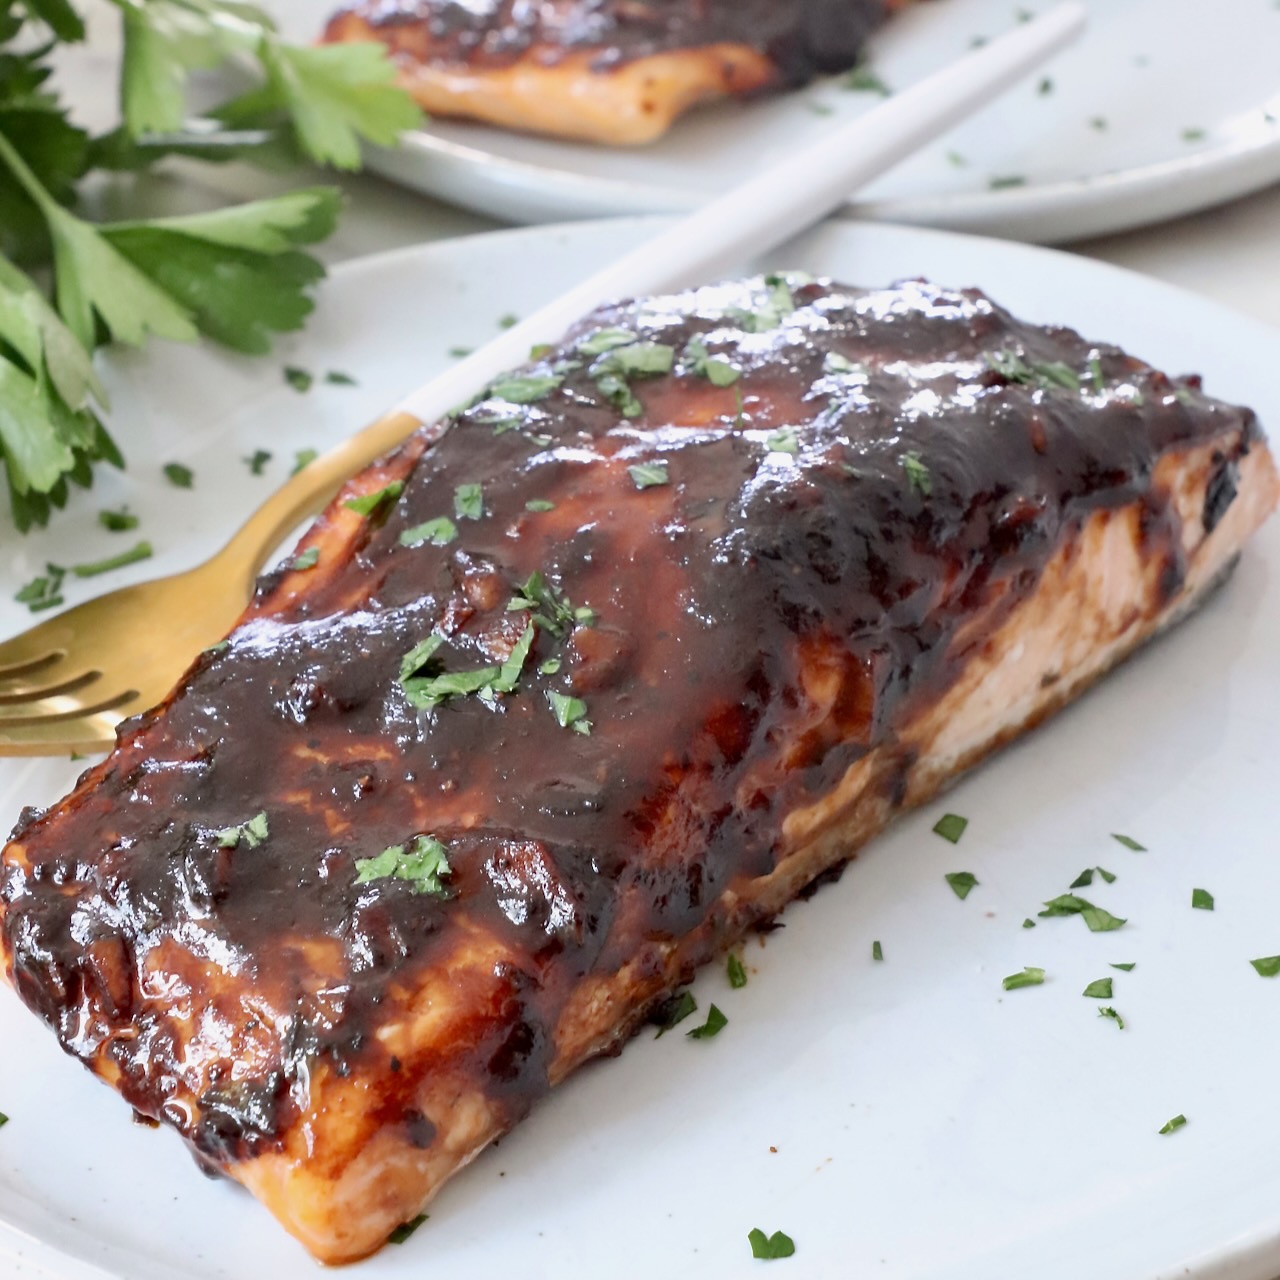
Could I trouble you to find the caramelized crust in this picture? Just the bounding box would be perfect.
[1,278,1275,1262]
[322,0,904,144]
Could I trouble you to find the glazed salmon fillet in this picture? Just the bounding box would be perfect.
[1,276,1276,1264]
[322,0,909,144]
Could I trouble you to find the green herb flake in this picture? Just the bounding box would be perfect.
[945,871,978,901]
[748,1228,796,1261]
[1110,962,1136,972]
[216,810,269,849]
[292,448,318,475]
[654,990,697,1037]
[498,313,519,330]
[399,634,445,684]
[1112,833,1146,851]
[844,63,890,96]
[290,547,320,571]
[578,327,637,356]
[344,480,404,517]
[1191,888,1215,911]
[871,940,884,962]
[1097,867,1117,884]
[14,566,64,613]
[488,373,563,404]
[932,813,968,844]
[946,149,968,168]
[1250,956,1280,978]
[245,448,272,476]
[453,483,484,520]
[1098,1006,1126,1030]
[525,498,556,513]
[1081,906,1127,933]
[0,1111,8,1129]
[728,953,748,988]
[1037,894,1126,932]
[1159,1114,1187,1135]
[490,623,535,698]
[507,571,591,637]
[989,175,1027,190]
[1022,918,1036,929]
[325,370,357,386]
[823,352,860,375]
[538,658,562,676]
[1182,127,1206,143]
[388,1214,427,1245]
[70,541,153,578]
[628,461,670,490]
[1070,869,1095,889]
[1089,355,1106,392]
[163,462,193,489]
[548,691,591,735]
[1002,966,1045,992]
[355,834,451,896]
[765,429,800,456]
[686,1003,727,1039]
[900,450,932,495]
[400,517,458,548]
[1082,977,1113,999]
[98,507,139,532]
[284,366,313,392]
[1090,116,1109,131]
[685,337,739,387]
[1038,76,1054,95]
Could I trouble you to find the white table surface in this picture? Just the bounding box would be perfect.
[9,22,1278,1280]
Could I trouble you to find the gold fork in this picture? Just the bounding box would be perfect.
[0,7,1085,757]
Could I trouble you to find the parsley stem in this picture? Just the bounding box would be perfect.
[70,541,153,578]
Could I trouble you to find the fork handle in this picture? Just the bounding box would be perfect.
[215,3,1085,588]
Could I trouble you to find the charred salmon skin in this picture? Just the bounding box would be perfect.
[322,0,910,144]
[1,276,1276,1263]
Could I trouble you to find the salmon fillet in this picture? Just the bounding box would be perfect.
[1,276,1275,1264]
[322,0,908,144]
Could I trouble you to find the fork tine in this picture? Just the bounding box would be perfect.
[0,687,140,727]
[0,649,67,682]
[0,670,102,706]
[0,708,123,757]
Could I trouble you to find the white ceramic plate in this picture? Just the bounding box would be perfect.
[268,0,1280,243]
[2,219,1280,1280]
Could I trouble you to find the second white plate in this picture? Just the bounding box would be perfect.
[269,0,1280,242]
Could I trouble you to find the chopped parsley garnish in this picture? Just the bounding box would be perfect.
[488,373,562,404]
[1182,127,1206,143]
[547,691,591,735]
[986,351,1080,391]
[1070,869,1095,889]
[526,499,556,513]
[1110,963,1136,972]
[932,813,968,844]
[326,370,357,386]
[765,428,800,456]
[591,341,675,417]
[1022,918,1036,929]
[400,517,458,548]
[1089,356,1106,392]
[1250,956,1280,978]
[1097,867,1117,883]
[1112,833,1146,851]
[345,480,404,517]
[453,483,484,520]
[902,451,931,496]
[1098,1006,1126,1030]
[728,953,748,987]
[289,547,320,571]
[216,810,268,849]
[498,313,519,330]
[654,990,697,1037]
[578,327,637,356]
[844,63,890,96]
[99,507,138,532]
[16,565,65,613]
[448,346,473,359]
[945,871,978,900]
[1082,978,1113,999]
[686,1003,727,1039]
[685,337,739,387]
[1192,888,1214,911]
[355,834,450,896]
[823,352,860,375]
[292,448,318,475]
[399,634,444,683]
[508,571,593,636]
[1038,76,1053,95]
[388,1214,427,1244]
[628,461,669,490]
[400,624,534,711]
[871,940,884,962]
[539,658,562,675]
[1038,894,1126,932]
[1158,1114,1187,1135]
[163,462,193,488]
[1090,116,1108,131]
[0,1110,7,1128]
[1002,967,1045,991]
[245,448,272,475]
[729,275,797,333]
[946,149,968,168]
[70,541,153,578]
[748,1228,796,1260]
[989,175,1027,190]
[284,365,312,392]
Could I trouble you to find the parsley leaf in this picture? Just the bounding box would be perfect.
[1070,868,1095,889]
[578,326,637,356]
[244,448,271,475]
[99,506,138,532]
[871,940,884,962]
[216,810,268,849]
[284,365,312,392]
[932,813,967,844]
[1038,894,1127,932]
[945,871,978,900]
[1158,1114,1187,1135]
[748,1229,796,1260]
[684,336,738,387]
[1098,1006,1126,1029]
[628,461,669,490]
[526,498,555,513]
[355,834,451,895]
[1002,966,1045,991]
[70,540,152,577]
[289,546,319,571]
[400,517,457,548]
[844,63,890,95]
[15,564,64,612]
[488,373,562,404]
[1191,888,1214,911]
[1110,962,1136,972]
[765,428,799,455]
[163,461,193,487]
[345,479,403,516]
[1250,956,1280,978]
[387,1214,427,1245]
[686,1003,727,1039]
[1082,978,1113,999]
[728,954,748,987]
[654,990,697,1037]
[548,691,591,735]
[292,448,318,474]
[453,482,483,520]
[1111,833,1146,851]
[902,451,931,496]
[508,571,591,637]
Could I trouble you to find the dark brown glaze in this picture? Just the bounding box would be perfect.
[342,0,893,83]
[0,277,1259,1176]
